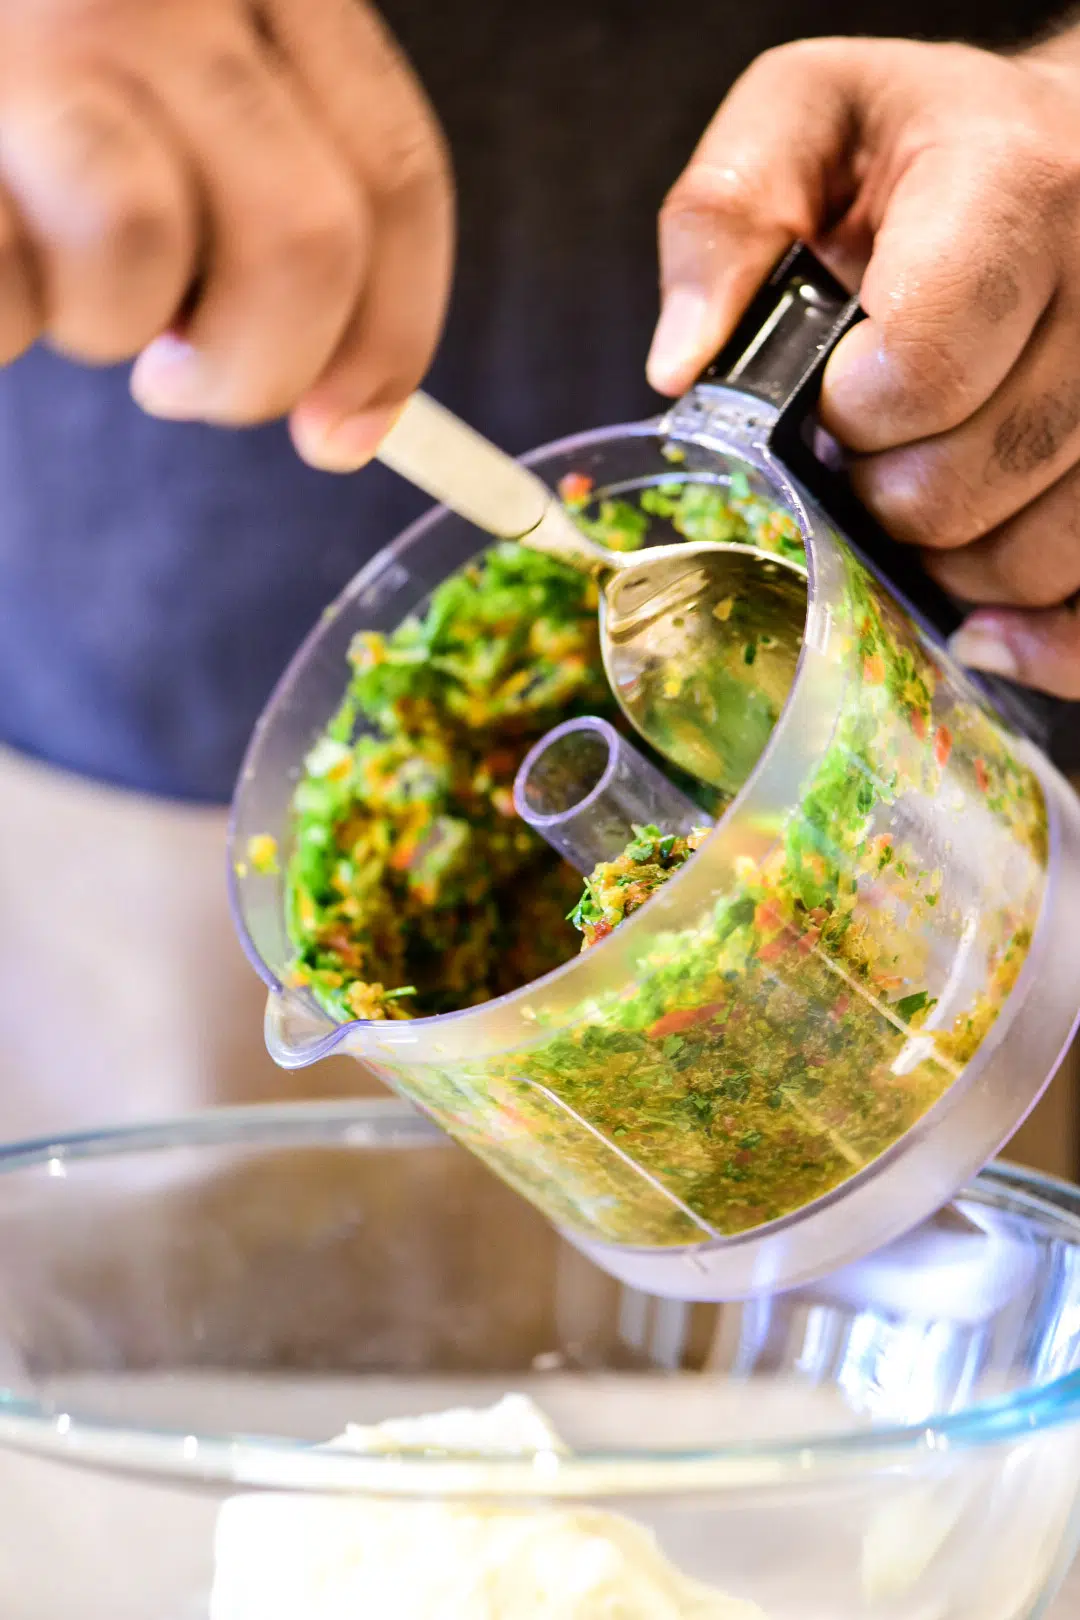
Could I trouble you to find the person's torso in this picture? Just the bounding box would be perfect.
[0,0,1058,799]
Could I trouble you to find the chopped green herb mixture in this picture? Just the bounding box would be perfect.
[571,823,711,949]
[266,467,1047,1248]
[282,474,767,1023]
[284,540,608,1022]
[562,468,805,566]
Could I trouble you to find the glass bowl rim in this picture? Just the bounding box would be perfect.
[1,1099,1079,1498]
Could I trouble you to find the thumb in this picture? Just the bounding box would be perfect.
[647,39,871,396]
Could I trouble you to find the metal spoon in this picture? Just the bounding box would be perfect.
[376,392,807,797]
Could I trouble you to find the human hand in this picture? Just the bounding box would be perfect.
[0,0,452,470]
[648,35,1080,699]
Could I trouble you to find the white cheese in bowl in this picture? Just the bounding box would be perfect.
[324,1392,569,1459]
[210,1396,766,1620]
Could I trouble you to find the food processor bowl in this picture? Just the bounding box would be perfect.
[0,1101,1079,1619]
[229,393,1080,1299]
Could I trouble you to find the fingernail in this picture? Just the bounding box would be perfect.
[947,623,1020,681]
[646,289,711,394]
[291,405,401,473]
[130,335,202,419]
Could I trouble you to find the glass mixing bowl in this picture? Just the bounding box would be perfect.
[0,1099,1078,1620]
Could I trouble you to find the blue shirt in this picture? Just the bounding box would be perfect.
[0,0,1058,802]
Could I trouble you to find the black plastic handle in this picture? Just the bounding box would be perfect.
[699,243,1066,752]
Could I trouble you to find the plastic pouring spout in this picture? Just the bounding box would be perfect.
[264,989,350,1069]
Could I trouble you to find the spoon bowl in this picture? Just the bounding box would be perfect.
[598,540,806,796]
[375,392,807,793]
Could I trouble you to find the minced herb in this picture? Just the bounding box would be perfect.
[264,468,1047,1249]
[561,469,806,567]
[246,834,279,876]
[571,824,711,948]
[280,475,768,1023]
[282,540,607,1022]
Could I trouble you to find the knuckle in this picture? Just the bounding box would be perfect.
[99,190,182,275]
[1006,135,1062,188]
[948,532,1062,609]
[917,472,987,550]
[49,94,132,174]
[991,384,1080,480]
[273,192,364,295]
[661,144,815,243]
[372,113,450,204]
[993,552,1060,608]
[25,90,187,278]
[661,156,801,244]
[976,127,1080,224]
[1042,607,1080,697]
[745,38,841,82]
[970,259,1022,326]
[1002,119,1076,184]
[927,40,978,74]
[872,318,979,434]
[880,489,936,548]
[198,48,270,121]
[663,161,757,222]
[990,485,1080,608]
[869,456,986,550]
[47,185,185,360]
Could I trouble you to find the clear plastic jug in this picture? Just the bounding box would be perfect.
[229,247,1080,1300]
